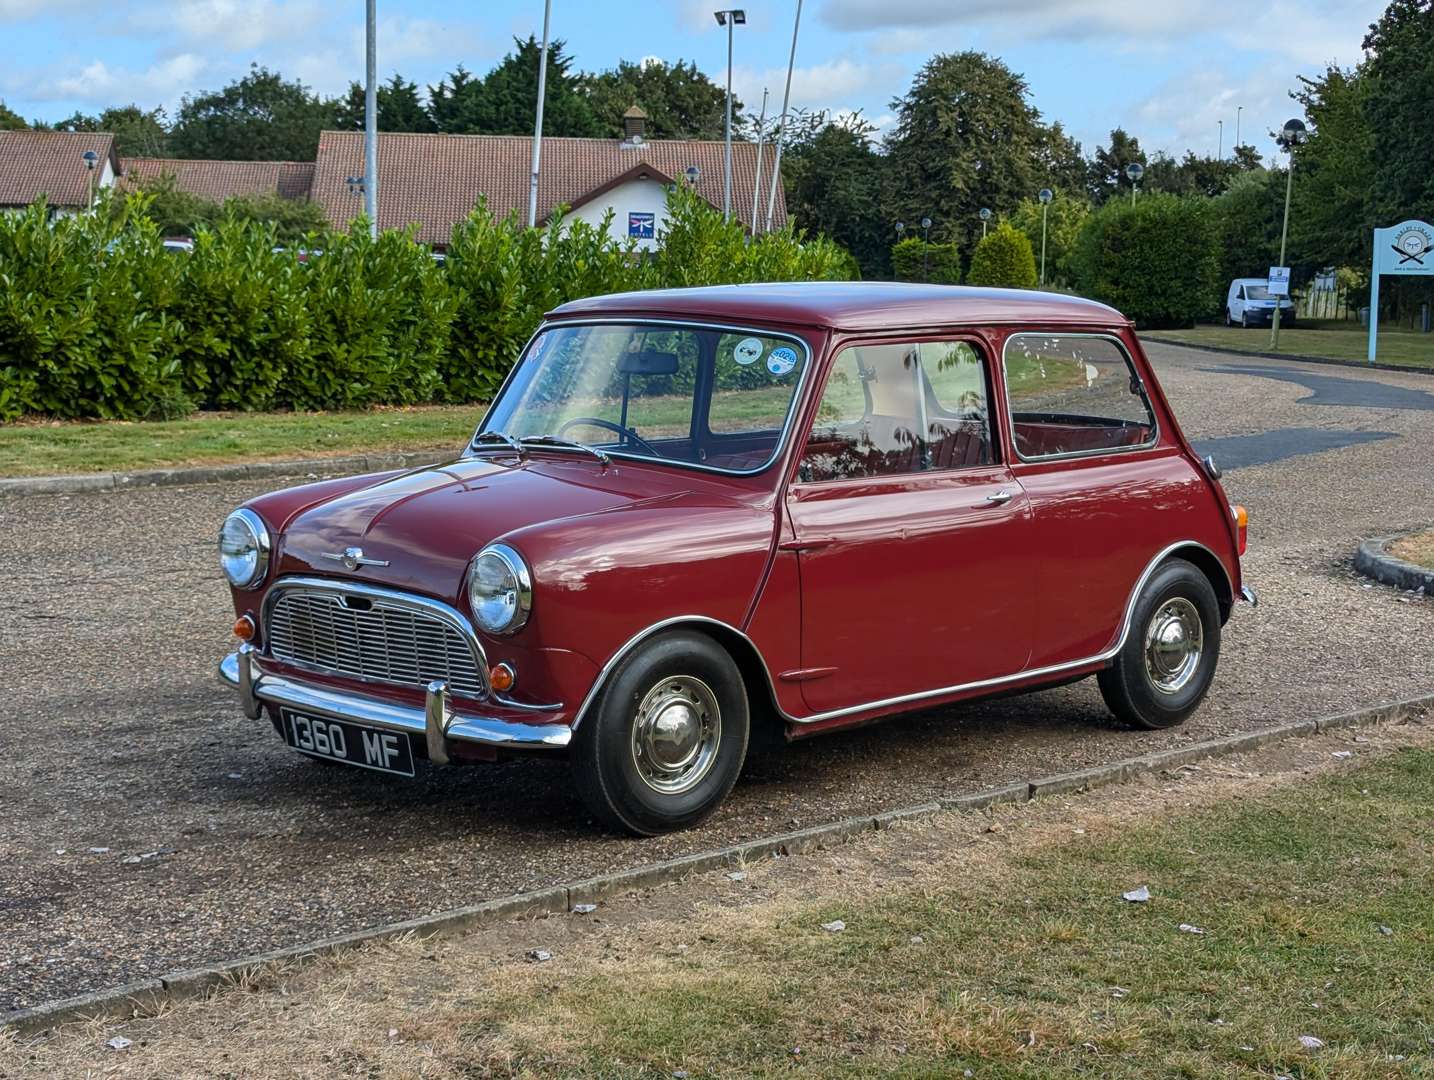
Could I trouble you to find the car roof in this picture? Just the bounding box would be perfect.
[1233,277,1268,285]
[548,282,1128,332]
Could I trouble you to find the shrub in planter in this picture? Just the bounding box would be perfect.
[890,237,960,283]
[966,222,1037,289]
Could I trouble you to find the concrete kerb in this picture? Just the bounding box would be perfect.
[1355,535,1434,594]
[6,691,1432,1037]
[0,452,448,498]
[1141,335,1434,378]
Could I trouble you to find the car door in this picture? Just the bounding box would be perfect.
[782,336,1038,716]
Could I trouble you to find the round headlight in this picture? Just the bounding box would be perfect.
[467,543,532,635]
[219,508,271,589]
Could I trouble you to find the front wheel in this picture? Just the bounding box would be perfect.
[1098,559,1221,730]
[572,631,749,835]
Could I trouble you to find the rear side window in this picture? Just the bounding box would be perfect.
[799,339,994,482]
[1003,334,1156,460]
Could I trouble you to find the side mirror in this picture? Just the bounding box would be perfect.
[618,350,680,376]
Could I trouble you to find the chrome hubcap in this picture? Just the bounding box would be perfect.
[1143,597,1204,695]
[630,676,721,795]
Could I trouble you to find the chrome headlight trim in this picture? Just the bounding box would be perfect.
[219,507,271,589]
[467,542,533,635]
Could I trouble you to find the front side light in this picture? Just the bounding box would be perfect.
[219,508,271,589]
[467,543,532,634]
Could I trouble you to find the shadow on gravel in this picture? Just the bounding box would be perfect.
[1192,428,1398,469]
[1204,365,1434,410]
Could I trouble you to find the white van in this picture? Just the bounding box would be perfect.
[1225,278,1296,328]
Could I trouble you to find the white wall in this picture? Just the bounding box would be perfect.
[565,176,671,252]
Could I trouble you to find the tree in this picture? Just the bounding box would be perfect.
[1363,0,1434,224]
[428,39,601,137]
[169,65,337,161]
[1144,151,1243,198]
[1211,169,1283,287]
[1088,127,1147,203]
[581,59,735,139]
[54,105,170,157]
[783,117,890,277]
[112,173,328,243]
[1035,121,1087,196]
[966,221,1037,288]
[0,100,26,130]
[1290,65,1375,273]
[883,52,1049,253]
[1009,193,1092,287]
[335,73,435,133]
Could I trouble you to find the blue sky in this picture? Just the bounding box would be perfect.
[1,0,1383,162]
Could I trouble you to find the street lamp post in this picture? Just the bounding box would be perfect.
[81,150,98,209]
[1270,117,1307,350]
[750,87,768,232]
[1236,105,1243,151]
[1218,119,1223,160]
[364,0,378,238]
[765,0,803,232]
[528,0,553,228]
[1126,161,1144,206]
[979,207,991,239]
[714,9,746,222]
[1037,188,1053,287]
[921,217,932,280]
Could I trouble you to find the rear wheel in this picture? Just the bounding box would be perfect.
[1098,559,1221,730]
[572,631,749,835]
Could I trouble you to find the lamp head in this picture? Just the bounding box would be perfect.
[978,207,992,221]
[894,221,905,235]
[1038,188,1053,204]
[920,216,931,229]
[81,150,99,171]
[1125,162,1144,183]
[684,165,701,185]
[1279,118,1307,147]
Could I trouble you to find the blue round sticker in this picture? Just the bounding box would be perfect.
[766,346,798,377]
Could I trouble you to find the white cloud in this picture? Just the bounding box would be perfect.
[1128,63,1300,161]
[734,58,901,116]
[142,0,324,52]
[25,52,208,106]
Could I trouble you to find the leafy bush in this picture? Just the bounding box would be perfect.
[0,197,186,422]
[0,184,854,422]
[890,237,960,283]
[966,222,1037,289]
[1073,194,1221,327]
[114,174,331,245]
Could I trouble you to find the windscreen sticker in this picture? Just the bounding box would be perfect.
[766,346,798,377]
[733,337,765,366]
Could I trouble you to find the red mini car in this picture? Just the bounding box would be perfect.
[219,284,1253,834]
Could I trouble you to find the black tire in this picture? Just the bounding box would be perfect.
[1224,307,1233,327]
[572,630,749,835]
[1098,559,1221,730]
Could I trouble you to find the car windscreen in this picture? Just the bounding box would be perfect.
[1244,284,1274,300]
[478,322,809,474]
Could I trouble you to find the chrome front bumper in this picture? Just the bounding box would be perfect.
[218,645,572,762]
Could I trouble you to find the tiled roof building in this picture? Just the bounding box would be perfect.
[0,130,119,209]
[119,158,316,203]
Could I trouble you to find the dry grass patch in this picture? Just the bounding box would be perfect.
[6,721,1434,1078]
[1389,530,1434,570]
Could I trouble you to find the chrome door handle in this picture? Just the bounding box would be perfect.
[985,489,1014,505]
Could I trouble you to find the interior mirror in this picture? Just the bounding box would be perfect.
[619,350,680,376]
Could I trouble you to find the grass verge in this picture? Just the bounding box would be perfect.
[7,728,1432,1077]
[1148,321,1434,369]
[1390,531,1434,570]
[0,405,480,478]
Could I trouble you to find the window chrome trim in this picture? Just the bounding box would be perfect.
[469,317,816,479]
[571,540,1231,730]
[260,575,492,699]
[1000,331,1161,464]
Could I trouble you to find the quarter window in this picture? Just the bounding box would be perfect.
[799,339,994,482]
[1003,334,1156,460]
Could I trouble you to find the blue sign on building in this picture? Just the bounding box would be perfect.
[628,212,656,239]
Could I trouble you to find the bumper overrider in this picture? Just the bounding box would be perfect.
[218,644,572,763]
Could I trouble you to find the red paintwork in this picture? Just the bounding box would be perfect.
[229,285,1243,741]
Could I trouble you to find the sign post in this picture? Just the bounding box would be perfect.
[1368,220,1434,363]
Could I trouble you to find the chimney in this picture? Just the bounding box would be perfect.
[622,105,648,144]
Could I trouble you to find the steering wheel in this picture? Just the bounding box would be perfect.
[556,416,663,459]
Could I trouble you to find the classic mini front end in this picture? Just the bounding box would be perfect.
[219,283,1252,835]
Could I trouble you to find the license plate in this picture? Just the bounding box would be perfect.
[280,709,416,777]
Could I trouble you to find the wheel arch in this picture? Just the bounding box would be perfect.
[1163,542,1235,623]
[571,616,787,739]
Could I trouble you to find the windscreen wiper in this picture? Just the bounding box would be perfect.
[520,435,610,465]
[470,429,527,458]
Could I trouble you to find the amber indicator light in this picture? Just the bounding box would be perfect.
[490,662,516,693]
[1233,505,1249,555]
[233,615,256,641]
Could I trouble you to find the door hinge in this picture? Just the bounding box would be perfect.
[778,536,837,552]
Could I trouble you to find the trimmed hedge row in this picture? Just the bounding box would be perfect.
[0,185,853,422]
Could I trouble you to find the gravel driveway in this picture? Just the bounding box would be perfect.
[2,341,1430,1013]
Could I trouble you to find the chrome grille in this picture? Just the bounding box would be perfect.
[267,587,487,698]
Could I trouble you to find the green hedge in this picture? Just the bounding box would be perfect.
[0,186,853,422]
[890,237,960,283]
[966,222,1037,289]
[1072,194,1221,328]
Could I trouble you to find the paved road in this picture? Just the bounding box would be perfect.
[2,342,1431,1012]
